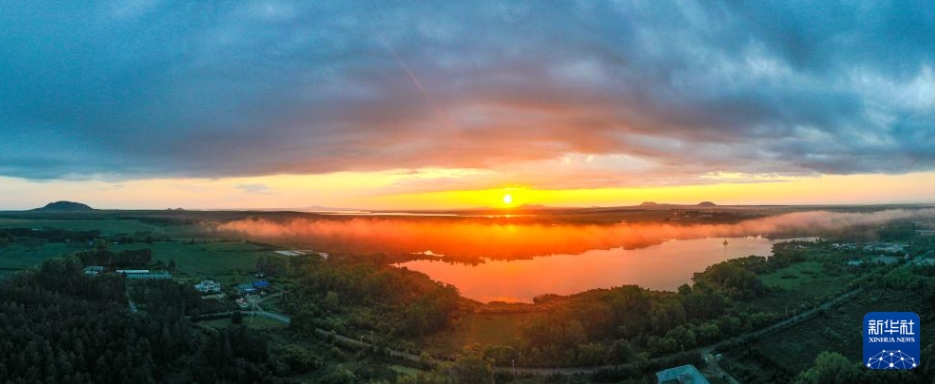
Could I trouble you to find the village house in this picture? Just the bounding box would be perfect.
[194,280,221,294]
[116,269,172,280]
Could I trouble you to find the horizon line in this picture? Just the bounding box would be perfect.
[5,201,935,213]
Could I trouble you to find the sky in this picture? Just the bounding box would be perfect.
[2,1,935,210]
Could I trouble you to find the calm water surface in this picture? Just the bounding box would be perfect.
[397,236,779,303]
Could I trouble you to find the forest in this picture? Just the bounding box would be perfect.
[76,246,155,269]
[484,250,810,369]
[280,253,463,339]
[0,256,301,384]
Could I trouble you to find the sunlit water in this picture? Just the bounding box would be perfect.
[396,236,780,303]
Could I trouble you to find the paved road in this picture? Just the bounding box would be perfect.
[257,292,283,303]
[244,310,291,323]
[312,328,426,363]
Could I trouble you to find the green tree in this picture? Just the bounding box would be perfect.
[445,352,494,384]
[794,352,861,384]
[482,345,516,366]
[321,366,356,384]
[324,290,340,311]
[610,339,635,363]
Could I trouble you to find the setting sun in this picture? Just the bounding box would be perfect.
[503,193,513,205]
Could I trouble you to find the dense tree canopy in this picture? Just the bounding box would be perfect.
[284,254,461,338]
[76,248,153,269]
[0,256,294,384]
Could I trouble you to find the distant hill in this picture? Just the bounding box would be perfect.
[296,205,360,212]
[639,202,659,206]
[697,201,717,207]
[469,203,560,211]
[518,204,549,209]
[32,201,95,212]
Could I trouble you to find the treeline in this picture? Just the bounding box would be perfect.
[0,256,305,384]
[282,253,461,339]
[0,227,165,247]
[793,350,935,384]
[0,227,100,244]
[107,232,160,245]
[129,279,204,318]
[509,284,748,367]
[502,242,934,369]
[692,256,767,300]
[489,252,813,368]
[694,246,810,299]
[76,248,154,269]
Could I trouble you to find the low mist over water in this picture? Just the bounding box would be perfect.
[217,209,935,262]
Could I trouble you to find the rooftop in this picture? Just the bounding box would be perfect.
[656,364,710,384]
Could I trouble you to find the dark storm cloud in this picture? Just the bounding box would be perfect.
[1,0,934,184]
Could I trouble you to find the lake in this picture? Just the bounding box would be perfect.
[396,236,780,303]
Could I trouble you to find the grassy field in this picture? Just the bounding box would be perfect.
[0,243,88,269]
[109,240,284,281]
[0,217,204,237]
[724,286,934,383]
[0,215,245,274]
[759,261,830,288]
[742,260,860,315]
[421,312,540,354]
[0,239,291,287]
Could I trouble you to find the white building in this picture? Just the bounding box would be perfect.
[195,280,222,293]
[116,269,150,274]
[125,271,172,280]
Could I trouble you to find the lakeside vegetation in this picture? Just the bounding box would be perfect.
[2,209,935,383]
[281,252,462,339]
